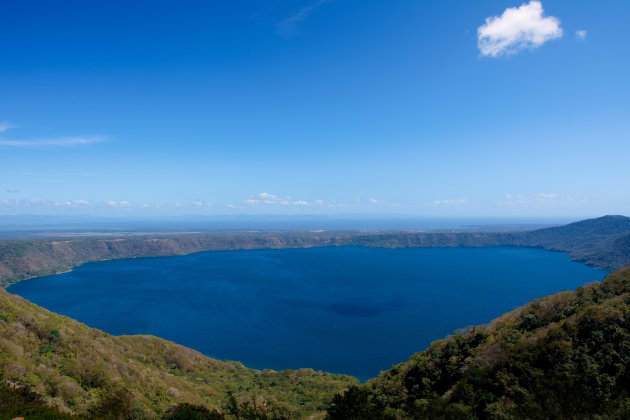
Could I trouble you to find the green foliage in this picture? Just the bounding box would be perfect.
[88,385,136,420]
[224,391,291,420]
[0,378,84,419]
[163,403,225,419]
[0,287,357,419]
[327,267,630,420]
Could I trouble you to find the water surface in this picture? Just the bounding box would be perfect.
[8,247,606,380]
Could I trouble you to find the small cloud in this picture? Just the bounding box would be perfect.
[106,201,118,207]
[500,192,577,208]
[434,198,468,206]
[242,192,325,208]
[5,189,19,194]
[0,136,107,148]
[0,198,93,209]
[189,200,213,208]
[0,121,16,132]
[245,192,289,205]
[575,29,587,40]
[277,0,331,36]
[478,1,563,57]
[368,198,381,204]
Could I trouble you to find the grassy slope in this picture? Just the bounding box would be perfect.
[0,288,357,419]
[326,267,630,419]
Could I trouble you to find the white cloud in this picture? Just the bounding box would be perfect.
[0,123,107,147]
[245,192,290,205]
[277,0,331,36]
[500,192,577,208]
[0,136,106,148]
[0,198,93,208]
[0,121,14,132]
[576,29,587,40]
[434,198,468,206]
[242,193,328,208]
[368,198,380,204]
[478,1,562,57]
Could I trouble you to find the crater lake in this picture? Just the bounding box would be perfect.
[7,246,606,380]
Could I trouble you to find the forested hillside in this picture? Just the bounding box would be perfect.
[326,267,630,419]
[0,288,357,419]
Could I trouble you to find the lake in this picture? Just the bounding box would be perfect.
[8,246,606,380]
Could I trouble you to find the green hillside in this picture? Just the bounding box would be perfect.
[0,287,357,419]
[2,215,630,418]
[326,267,630,419]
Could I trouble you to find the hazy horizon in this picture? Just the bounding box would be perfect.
[2,1,629,218]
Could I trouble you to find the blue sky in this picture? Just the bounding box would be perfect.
[1,0,628,218]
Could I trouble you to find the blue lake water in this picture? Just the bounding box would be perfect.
[8,246,606,380]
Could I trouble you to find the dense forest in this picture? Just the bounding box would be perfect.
[326,267,630,419]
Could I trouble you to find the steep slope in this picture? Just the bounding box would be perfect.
[513,215,630,269]
[0,288,357,419]
[326,267,630,419]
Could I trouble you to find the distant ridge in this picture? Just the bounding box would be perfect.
[2,215,630,287]
[526,214,630,236]
[513,215,630,270]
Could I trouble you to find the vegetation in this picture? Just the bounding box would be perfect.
[326,267,630,419]
[0,378,84,419]
[2,216,630,288]
[0,287,357,419]
[2,215,630,418]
